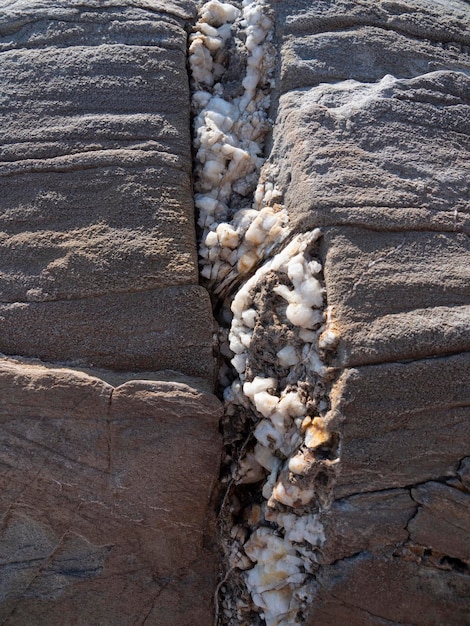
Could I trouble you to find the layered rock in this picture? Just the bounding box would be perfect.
[0,2,222,623]
[0,0,214,377]
[267,0,470,622]
[1,0,470,623]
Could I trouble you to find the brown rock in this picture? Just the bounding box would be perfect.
[0,285,215,378]
[0,0,216,380]
[409,482,470,561]
[321,489,415,564]
[307,552,470,625]
[330,353,470,497]
[321,228,470,367]
[266,2,470,623]
[0,357,222,625]
[0,0,197,301]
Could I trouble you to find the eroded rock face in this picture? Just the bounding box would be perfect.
[2,0,470,623]
[0,358,222,625]
[267,0,470,622]
[0,2,223,623]
[0,0,215,378]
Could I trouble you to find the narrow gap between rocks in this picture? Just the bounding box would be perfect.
[187,2,342,624]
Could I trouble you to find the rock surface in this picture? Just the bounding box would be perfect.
[0,357,222,625]
[2,0,470,623]
[267,0,470,622]
[0,0,215,378]
[0,2,223,623]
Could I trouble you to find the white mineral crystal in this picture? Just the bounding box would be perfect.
[221,232,335,620]
[191,0,286,290]
[191,1,340,624]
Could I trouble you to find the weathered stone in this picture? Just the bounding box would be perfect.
[270,73,470,235]
[0,0,216,379]
[307,552,470,625]
[0,0,197,300]
[322,228,470,367]
[0,285,214,377]
[321,489,415,564]
[409,482,470,561]
[0,357,222,625]
[329,353,470,497]
[265,1,470,623]
[275,0,470,93]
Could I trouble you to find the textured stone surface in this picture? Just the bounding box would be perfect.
[0,285,214,377]
[0,2,223,622]
[331,353,470,497]
[267,0,470,622]
[409,482,470,561]
[272,73,470,234]
[322,228,470,367]
[0,0,216,379]
[320,489,415,564]
[275,0,470,92]
[2,0,470,622]
[308,553,470,625]
[0,357,222,625]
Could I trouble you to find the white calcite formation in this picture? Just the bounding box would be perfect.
[190,2,340,625]
[224,232,339,625]
[190,0,288,289]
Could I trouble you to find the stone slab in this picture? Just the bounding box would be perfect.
[0,1,197,301]
[0,0,216,379]
[274,0,470,93]
[269,73,470,235]
[307,551,470,625]
[330,353,470,497]
[321,489,415,564]
[409,482,470,561]
[0,357,222,625]
[321,227,470,368]
[0,285,215,378]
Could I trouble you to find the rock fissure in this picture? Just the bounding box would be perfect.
[189,1,342,623]
[189,1,470,621]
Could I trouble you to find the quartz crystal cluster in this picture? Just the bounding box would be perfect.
[190,0,288,290]
[190,2,340,624]
[223,233,339,624]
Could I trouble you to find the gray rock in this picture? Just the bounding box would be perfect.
[0,285,215,377]
[275,0,470,93]
[330,353,470,498]
[0,0,216,379]
[270,73,470,234]
[409,482,470,561]
[322,228,470,368]
[320,489,415,564]
[266,0,470,622]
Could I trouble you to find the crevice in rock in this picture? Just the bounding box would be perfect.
[188,2,343,623]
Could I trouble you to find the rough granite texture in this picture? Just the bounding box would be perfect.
[269,0,470,622]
